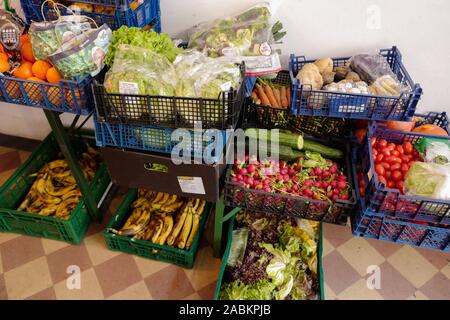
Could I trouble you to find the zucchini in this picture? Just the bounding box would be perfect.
[257,143,305,161]
[245,128,343,159]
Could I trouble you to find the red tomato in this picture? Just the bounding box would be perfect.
[385,170,392,180]
[382,149,391,157]
[412,150,420,158]
[371,137,377,147]
[375,154,384,163]
[379,176,387,185]
[396,181,405,191]
[387,180,395,188]
[392,170,403,181]
[396,145,404,154]
[375,164,385,176]
[386,143,396,151]
[391,150,400,157]
[408,161,415,168]
[401,164,409,174]
[390,163,401,171]
[386,156,402,164]
[378,139,388,148]
[380,162,390,170]
[372,148,378,157]
[403,141,413,155]
[401,154,411,163]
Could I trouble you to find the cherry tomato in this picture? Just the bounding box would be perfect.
[382,149,391,157]
[401,163,409,174]
[390,163,401,171]
[386,143,396,151]
[379,176,387,185]
[386,156,402,164]
[401,155,411,163]
[372,148,378,157]
[380,162,390,170]
[385,170,392,180]
[378,139,388,148]
[391,150,400,157]
[392,170,403,181]
[375,154,384,163]
[375,164,385,176]
[395,181,404,192]
[387,180,395,188]
[396,145,404,154]
[371,137,377,147]
[403,141,413,155]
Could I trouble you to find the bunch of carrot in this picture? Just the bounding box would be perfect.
[251,81,290,108]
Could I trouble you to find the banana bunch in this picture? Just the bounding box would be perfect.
[16,143,101,220]
[111,189,206,250]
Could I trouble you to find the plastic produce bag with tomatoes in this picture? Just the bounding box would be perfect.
[404,162,450,200]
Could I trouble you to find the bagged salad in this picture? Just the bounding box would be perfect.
[186,2,285,75]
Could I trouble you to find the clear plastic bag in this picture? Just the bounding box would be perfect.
[104,44,177,120]
[48,24,112,79]
[186,3,282,75]
[227,228,249,267]
[404,162,450,200]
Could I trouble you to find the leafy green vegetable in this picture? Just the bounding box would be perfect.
[404,162,450,200]
[105,26,182,67]
[219,279,276,300]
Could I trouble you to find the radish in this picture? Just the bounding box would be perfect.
[263,178,271,185]
[313,181,321,188]
[292,185,299,191]
[331,194,338,202]
[330,180,337,188]
[340,194,349,200]
[247,164,256,174]
[263,186,272,192]
[281,168,288,175]
[303,179,313,187]
[315,167,323,176]
[240,168,248,175]
[304,188,313,197]
[288,168,296,176]
[283,174,290,182]
[292,176,299,183]
[337,175,347,182]
[337,181,347,190]
[322,181,329,189]
[323,170,331,178]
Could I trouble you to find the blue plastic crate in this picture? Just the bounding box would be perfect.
[0,74,94,115]
[244,76,256,98]
[289,46,422,121]
[353,113,450,225]
[22,0,160,31]
[94,115,231,163]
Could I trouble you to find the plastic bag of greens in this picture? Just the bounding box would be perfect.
[414,138,450,165]
[103,44,176,121]
[48,24,112,79]
[186,3,284,75]
[227,228,249,267]
[29,15,93,61]
[404,162,450,200]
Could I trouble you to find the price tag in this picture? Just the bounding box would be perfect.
[177,176,206,195]
[119,81,139,95]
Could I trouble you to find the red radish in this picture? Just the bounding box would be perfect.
[331,194,338,202]
[304,188,313,197]
[304,179,313,187]
[281,168,288,175]
[288,168,296,176]
[263,186,272,192]
[245,177,254,186]
[263,178,271,185]
[337,175,347,182]
[330,164,338,173]
[292,184,299,191]
[283,174,290,182]
[322,181,329,188]
[240,168,248,175]
[231,177,238,182]
[313,181,321,188]
[312,192,319,200]
[315,167,323,176]
[236,174,243,181]
[292,176,299,183]
[247,164,256,173]
[333,189,340,195]
[337,181,347,190]
[340,194,349,200]
[323,170,331,178]
[330,180,337,188]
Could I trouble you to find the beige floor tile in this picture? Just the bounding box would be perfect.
[0,251,3,274]
[133,255,170,279]
[322,237,335,257]
[184,246,222,291]
[0,168,16,185]
[4,257,52,299]
[18,151,31,163]
[84,232,119,266]
[0,233,20,245]
[388,246,438,288]
[323,282,337,300]
[337,237,385,276]
[182,292,202,300]
[0,146,13,154]
[107,281,152,300]
[54,268,104,300]
[440,264,450,279]
[407,290,430,300]
[41,238,70,255]
[337,279,383,300]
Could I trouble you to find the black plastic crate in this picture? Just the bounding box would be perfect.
[92,63,245,130]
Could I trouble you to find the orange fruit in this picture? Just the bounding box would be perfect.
[21,41,36,63]
[65,89,82,110]
[45,86,62,106]
[384,120,416,132]
[0,59,10,73]
[24,77,44,103]
[3,80,20,99]
[32,60,51,81]
[20,33,30,46]
[0,52,8,61]
[46,67,62,84]
[13,62,33,79]
[412,124,448,136]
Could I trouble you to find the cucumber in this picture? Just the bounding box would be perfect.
[245,128,304,150]
[245,128,343,159]
[257,143,305,161]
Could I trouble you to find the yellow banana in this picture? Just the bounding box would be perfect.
[62,189,82,201]
[151,218,164,243]
[196,199,206,216]
[177,207,193,249]
[165,194,178,206]
[38,206,57,216]
[160,200,184,213]
[44,177,76,197]
[186,214,200,250]
[48,160,68,170]
[132,197,148,208]
[166,205,189,246]
[86,143,101,158]
[38,193,62,205]
[157,215,173,245]
[152,192,164,204]
[192,198,200,212]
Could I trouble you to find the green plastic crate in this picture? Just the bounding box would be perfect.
[104,188,210,268]
[0,133,111,244]
[214,215,325,300]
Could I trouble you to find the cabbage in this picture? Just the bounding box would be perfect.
[404,162,450,200]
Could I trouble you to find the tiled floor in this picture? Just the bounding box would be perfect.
[0,143,449,300]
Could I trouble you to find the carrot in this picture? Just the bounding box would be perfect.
[273,87,282,107]
[263,85,278,107]
[286,86,291,107]
[255,84,271,106]
[251,91,258,102]
[280,86,288,108]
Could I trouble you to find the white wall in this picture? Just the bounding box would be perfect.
[1,0,449,139]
